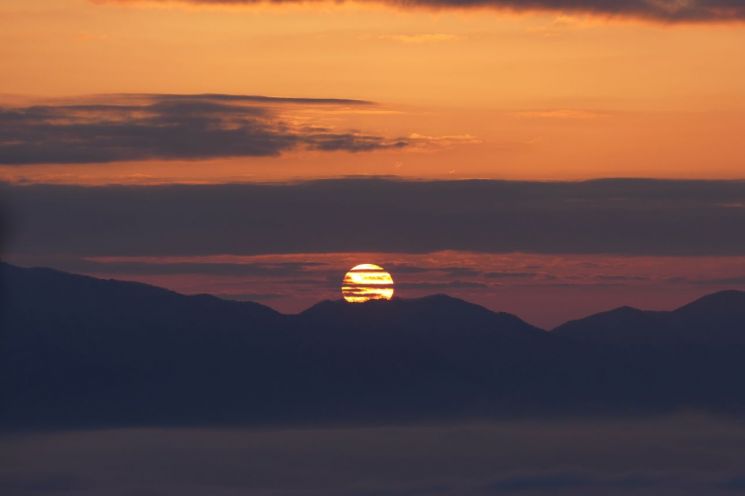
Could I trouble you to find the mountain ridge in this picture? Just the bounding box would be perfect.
[2,262,745,430]
[554,289,745,345]
[6,261,742,327]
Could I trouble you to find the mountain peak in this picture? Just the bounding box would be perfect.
[295,294,545,342]
[551,304,666,344]
[675,290,745,317]
[300,294,506,320]
[4,261,745,430]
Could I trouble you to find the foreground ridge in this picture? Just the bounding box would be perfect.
[2,262,745,430]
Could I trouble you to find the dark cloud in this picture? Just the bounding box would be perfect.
[593,274,649,282]
[3,416,745,495]
[396,280,490,289]
[387,265,483,277]
[215,291,287,301]
[683,275,745,286]
[720,476,745,490]
[3,178,745,257]
[0,94,406,165]
[485,271,537,279]
[62,259,328,277]
[482,472,659,492]
[107,0,745,22]
[0,473,85,493]
[483,473,592,492]
[436,266,482,277]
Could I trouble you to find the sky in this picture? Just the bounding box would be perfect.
[2,3,745,494]
[1,0,745,326]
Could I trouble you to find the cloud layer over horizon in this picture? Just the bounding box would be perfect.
[5,416,745,495]
[3,178,745,257]
[0,94,406,165]
[105,0,745,22]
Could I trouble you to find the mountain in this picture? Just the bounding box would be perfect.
[0,261,280,324]
[553,290,745,346]
[673,290,745,344]
[2,262,745,430]
[552,290,745,414]
[0,263,558,429]
[0,262,287,429]
[552,306,673,346]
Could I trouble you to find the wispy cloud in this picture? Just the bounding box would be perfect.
[405,133,482,150]
[0,94,407,165]
[100,0,745,22]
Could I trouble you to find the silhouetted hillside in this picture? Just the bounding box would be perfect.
[554,290,745,346]
[0,263,560,429]
[674,290,745,344]
[551,290,745,416]
[2,262,745,430]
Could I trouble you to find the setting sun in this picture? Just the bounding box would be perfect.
[342,264,394,303]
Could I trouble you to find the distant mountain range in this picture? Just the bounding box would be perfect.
[2,262,745,430]
[556,290,745,346]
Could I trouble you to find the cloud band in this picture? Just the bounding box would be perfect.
[0,94,406,165]
[102,0,745,22]
[3,178,745,257]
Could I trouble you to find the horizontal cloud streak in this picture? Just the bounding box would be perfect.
[4,416,745,495]
[0,94,406,165]
[3,178,745,257]
[105,0,745,22]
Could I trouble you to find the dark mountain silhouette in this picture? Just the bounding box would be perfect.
[2,262,745,431]
[551,291,745,415]
[0,263,562,429]
[554,290,745,346]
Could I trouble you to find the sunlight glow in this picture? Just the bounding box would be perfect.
[342,263,395,303]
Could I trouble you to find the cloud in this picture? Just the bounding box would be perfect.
[396,280,490,289]
[720,475,745,490]
[0,94,407,165]
[485,271,537,279]
[3,178,745,258]
[685,275,745,286]
[405,133,482,150]
[101,0,745,22]
[215,291,287,301]
[479,471,663,493]
[3,416,745,495]
[58,259,328,277]
[0,473,85,493]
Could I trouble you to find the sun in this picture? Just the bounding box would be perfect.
[342,264,395,303]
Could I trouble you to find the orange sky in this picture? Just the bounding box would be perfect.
[2,1,745,321]
[1,0,744,183]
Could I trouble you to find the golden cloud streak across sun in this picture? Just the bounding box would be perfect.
[342,263,394,303]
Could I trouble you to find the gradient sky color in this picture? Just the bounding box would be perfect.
[1,0,745,183]
[1,0,744,323]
